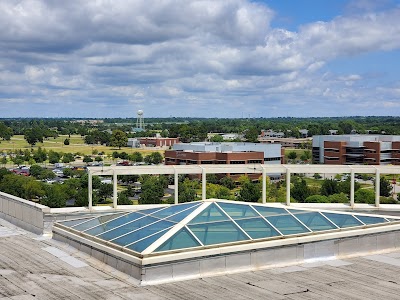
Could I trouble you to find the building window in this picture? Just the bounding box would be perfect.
[248,160,262,163]
[264,157,281,161]
[200,160,213,164]
[230,161,245,164]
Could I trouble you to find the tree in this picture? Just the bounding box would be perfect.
[178,178,197,203]
[0,122,13,140]
[300,150,311,162]
[287,151,297,162]
[118,191,132,205]
[39,169,56,180]
[338,178,361,195]
[33,147,47,163]
[98,183,113,202]
[291,177,310,202]
[24,128,43,146]
[83,156,93,164]
[206,174,218,184]
[139,176,165,204]
[64,138,70,145]
[130,151,143,162]
[327,193,348,203]
[48,151,61,164]
[144,152,163,165]
[305,195,328,203]
[219,176,235,189]
[210,135,224,142]
[111,129,128,149]
[237,182,261,202]
[29,164,43,179]
[355,189,375,204]
[22,180,45,200]
[244,127,259,143]
[62,153,75,163]
[379,177,392,197]
[1,156,7,166]
[320,179,338,196]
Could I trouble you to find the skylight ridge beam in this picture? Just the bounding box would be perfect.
[141,202,210,254]
[318,212,340,229]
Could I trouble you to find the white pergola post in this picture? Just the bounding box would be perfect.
[375,168,380,207]
[113,170,118,209]
[350,169,355,208]
[201,167,207,201]
[262,167,266,204]
[88,170,93,210]
[286,168,291,206]
[174,169,179,204]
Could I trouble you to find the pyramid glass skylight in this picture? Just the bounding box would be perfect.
[57,200,398,256]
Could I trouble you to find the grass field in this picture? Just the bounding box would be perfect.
[0,135,164,156]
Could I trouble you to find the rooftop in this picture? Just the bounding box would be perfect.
[2,217,400,299]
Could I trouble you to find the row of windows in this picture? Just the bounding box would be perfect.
[264,157,281,161]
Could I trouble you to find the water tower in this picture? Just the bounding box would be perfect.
[136,109,145,130]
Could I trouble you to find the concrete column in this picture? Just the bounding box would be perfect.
[202,167,207,201]
[174,170,179,204]
[88,171,92,210]
[375,169,380,207]
[286,168,291,206]
[350,169,355,208]
[113,171,118,209]
[262,167,266,204]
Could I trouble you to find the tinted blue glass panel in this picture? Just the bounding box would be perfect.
[253,206,288,217]
[188,221,249,245]
[165,205,201,223]
[111,220,174,246]
[155,227,201,252]
[86,212,146,236]
[60,218,93,228]
[217,202,258,219]
[266,215,310,235]
[97,215,160,241]
[188,203,229,224]
[73,213,124,231]
[356,215,388,225]
[235,218,281,239]
[152,202,201,220]
[291,212,337,232]
[322,213,363,228]
[136,207,166,215]
[126,229,170,253]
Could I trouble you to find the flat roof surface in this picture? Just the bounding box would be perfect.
[2,218,400,299]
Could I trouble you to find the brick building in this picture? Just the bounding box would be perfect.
[312,135,400,165]
[165,142,283,180]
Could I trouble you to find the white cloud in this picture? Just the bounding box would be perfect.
[0,0,400,117]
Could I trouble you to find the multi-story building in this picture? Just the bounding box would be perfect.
[165,142,283,180]
[128,137,179,148]
[312,135,400,165]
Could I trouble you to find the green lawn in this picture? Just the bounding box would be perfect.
[0,135,164,156]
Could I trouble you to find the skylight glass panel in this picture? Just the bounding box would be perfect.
[97,215,161,240]
[111,220,174,247]
[135,207,166,215]
[235,218,281,239]
[126,229,170,253]
[355,215,388,225]
[155,227,202,252]
[152,202,201,220]
[291,212,337,231]
[85,212,145,235]
[217,202,258,219]
[188,203,229,224]
[253,206,289,217]
[266,214,310,235]
[72,213,125,231]
[188,221,249,245]
[322,213,363,228]
[60,218,93,228]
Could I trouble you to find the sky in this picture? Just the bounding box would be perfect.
[1,0,400,118]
